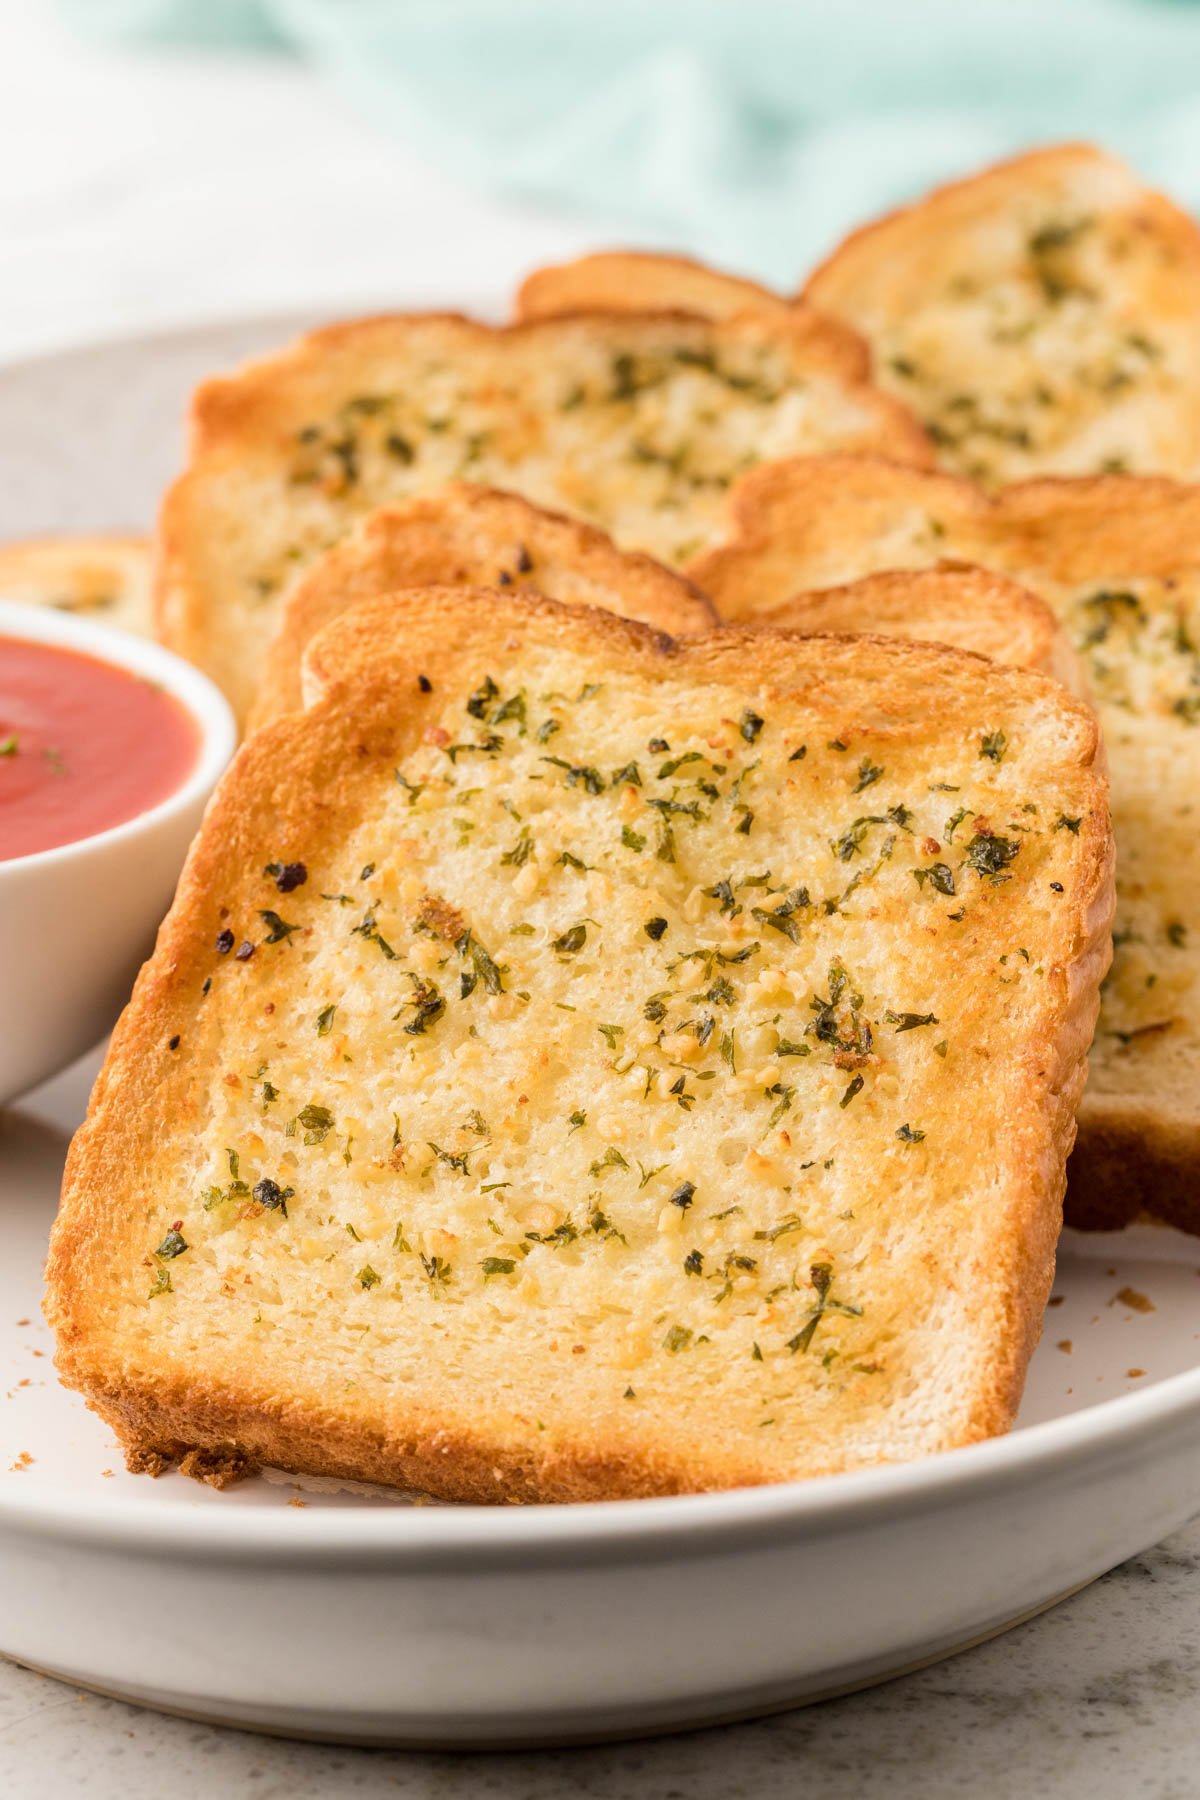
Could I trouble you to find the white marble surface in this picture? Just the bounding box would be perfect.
[3,4,1200,1794]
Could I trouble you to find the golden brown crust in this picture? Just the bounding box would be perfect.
[803,143,1121,302]
[690,455,988,611]
[99,1375,771,1504]
[986,470,1200,574]
[184,308,883,453]
[250,483,716,729]
[750,565,1084,692]
[693,454,1200,610]
[47,591,1112,1498]
[515,251,787,323]
[154,306,932,726]
[0,533,153,636]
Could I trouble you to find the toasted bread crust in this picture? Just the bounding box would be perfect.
[693,454,1200,609]
[250,483,716,728]
[804,143,1200,483]
[515,251,787,323]
[155,306,931,725]
[804,143,1121,299]
[181,308,905,455]
[691,455,990,608]
[760,566,1085,693]
[1064,1103,1200,1232]
[0,533,153,636]
[693,463,1084,690]
[47,590,1112,1500]
[695,452,1200,1229]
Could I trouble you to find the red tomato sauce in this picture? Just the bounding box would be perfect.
[0,635,200,861]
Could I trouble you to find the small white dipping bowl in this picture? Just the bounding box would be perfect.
[0,601,236,1104]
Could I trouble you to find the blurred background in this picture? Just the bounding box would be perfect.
[8,0,1200,356]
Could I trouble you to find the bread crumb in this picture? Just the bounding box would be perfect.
[1113,1286,1155,1313]
[1126,1367,1147,1378]
[179,1446,256,1489]
[8,1451,32,1471]
[125,1446,172,1478]
[1056,1339,1072,1354]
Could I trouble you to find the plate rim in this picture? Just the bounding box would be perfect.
[0,288,508,383]
[3,307,1199,1573]
[6,1355,1199,1568]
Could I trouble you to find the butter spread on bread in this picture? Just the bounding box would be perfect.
[694,454,1198,1230]
[805,144,1200,484]
[531,149,1200,486]
[156,309,930,724]
[47,590,1112,1500]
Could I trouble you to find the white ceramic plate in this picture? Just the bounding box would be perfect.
[1,317,1200,1748]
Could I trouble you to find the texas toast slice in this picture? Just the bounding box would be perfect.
[804,143,1200,484]
[250,483,715,728]
[47,589,1112,1501]
[155,307,931,725]
[0,534,153,636]
[694,454,1200,1229]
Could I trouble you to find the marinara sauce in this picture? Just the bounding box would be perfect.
[0,636,199,861]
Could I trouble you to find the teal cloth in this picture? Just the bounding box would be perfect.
[62,0,1200,283]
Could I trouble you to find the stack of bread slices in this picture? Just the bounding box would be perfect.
[43,142,1200,1502]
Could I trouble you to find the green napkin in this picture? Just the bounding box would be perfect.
[63,0,1200,282]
